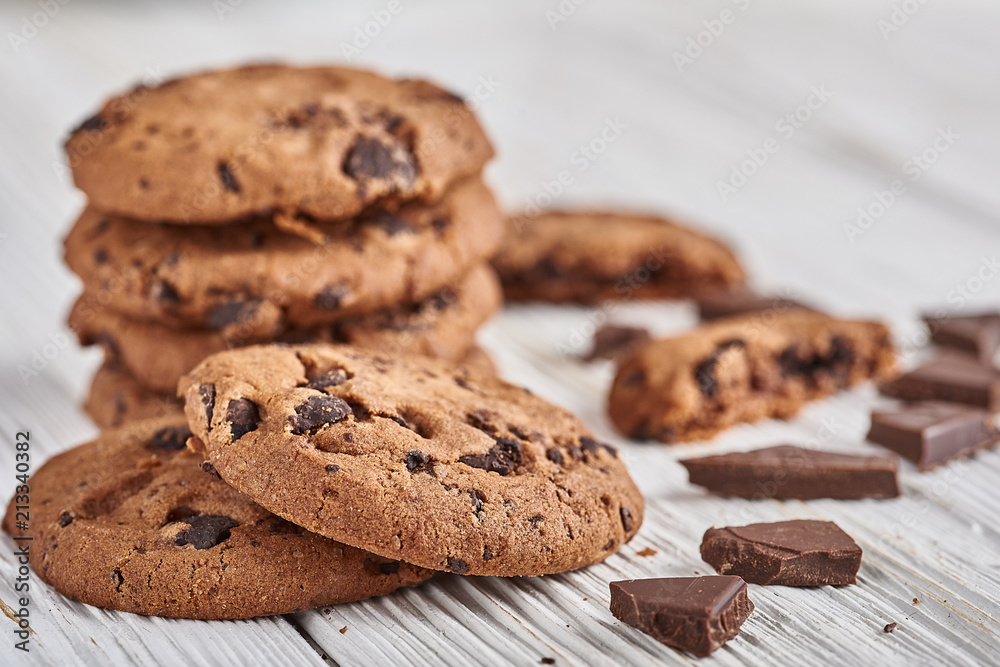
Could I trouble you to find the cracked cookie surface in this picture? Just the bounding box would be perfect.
[180,344,644,576]
[64,177,502,333]
[1,417,433,619]
[493,210,745,303]
[72,263,502,393]
[608,311,897,442]
[65,63,494,223]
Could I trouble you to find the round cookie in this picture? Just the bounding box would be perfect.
[84,360,183,429]
[608,311,897,443]
[1,417,434,619]
[493,210,745,303]
[180,344,643,577]
[71,264,502,393]
[64,64,494,224]
[65,177,503,334]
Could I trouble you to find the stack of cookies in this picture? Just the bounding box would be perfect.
[61,64,505,428]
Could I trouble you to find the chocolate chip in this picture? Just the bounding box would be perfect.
[388,414,410,430]
[468,489,485,512]
[325,463,341,473]
[623,370,646,387]
[545,448,564,465]
[147,425,192,451]
[779,335,855,380]
[405,450,435,474]
[447,557,470,574]
[74,114,107,132]
[529,514,545,525]
[207,301,258,329]
[580,436,618,459]
[315,284,350,311]
[289,395,351,435]
[378,562,400,575]
[343,136,417,185]
[217,161,241,193]
[57,512,73,527]
[199,384,216,424]
[458,437,523,476]
[305,368,349,391]
[620,507,634,532]
[164,507,197,524]
[431,217,450,236]
[483,546,493,561]
[93,249,108,264]
[226,398,260,441]
[374,214,413,236]
[200,461,222,479]
[694,339,745,397]
[175,515,239,549]
[150,277,180,304]
[111,569,124,591]
[541,659,556,665]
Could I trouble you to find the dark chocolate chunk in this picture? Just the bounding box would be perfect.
[701,520,862,586]
[111,569,124,591]
[150,277,180,303]
[289,395,351,435]
[314,284,350,311]
[217,161,241,193]
[483,546,493,561]
[546,447,564,465]
[447,557,470,574]
[342,136,417,185]
[174,515,238,549]
[584,324,651,361]
[74,114,107,133]
[924,312,1000,363]
[199,383,216,424]
[867,401,999,470]
[879,352,1000,410]
[458,437,523,476]
[57,512,73,527]
[609,576,754,657]
[325,464,341,473]
[226,398,260,442]
[147,425,192,451]
[305,368,349,391]
[467,489,485,512]
[580,436,618,459]
[680,445,899,500]
[200,461,222,479]
[695,289,814,321]
[620,507,634,532]
[405,450,435,475]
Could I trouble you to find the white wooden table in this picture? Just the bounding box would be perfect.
[2,1,999,665]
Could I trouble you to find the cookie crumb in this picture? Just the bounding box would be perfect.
[339,626,348,635]
[541,659,556,665]
[913,598,919,605]
[883,623,897,634]
[636,547,657,557]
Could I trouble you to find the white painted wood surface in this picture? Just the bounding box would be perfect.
[2,1,999,665]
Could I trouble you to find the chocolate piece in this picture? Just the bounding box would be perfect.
[879,353,1000,410]
[609,576,753,657]
[584,324,651,361]
[225,398,260,441]
[174,515,239,550]
[695,289,813,321]
[701,520,862,586]
[867,401,999,470]
[289,395,352,435]
[680,445,899,500]
[923,312,1000,363]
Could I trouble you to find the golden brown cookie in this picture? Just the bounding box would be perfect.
[71,264,502,393]
[64,64,493,224]
[1,417,433,619]
[179,344,643,577]
[64,177,503,334]
[608,311,896,442]
[493,210,745,303]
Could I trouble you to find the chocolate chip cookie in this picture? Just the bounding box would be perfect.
[493,210,745,303]
[179,344,643,576]
[608,311,896,442]
[71,264,502,393]
[65,64,493,224]
[64,177,502,334]
[84,360,184,428]
[1,417,433,619]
